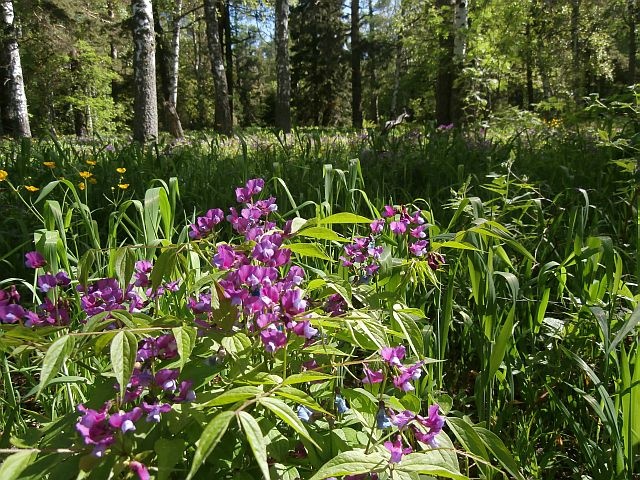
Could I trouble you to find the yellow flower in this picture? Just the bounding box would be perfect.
[86,159,97,166]
[78,182,85,191]
[43,161,56,168]
[25,185,39,192]
[116,167,126,174]
[118,183,130,190]
[79,171,93,179]
[88,177,97,184]
[0,170,7,182]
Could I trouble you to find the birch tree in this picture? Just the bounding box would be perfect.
[132,0,158,143]
[1,0,31,137]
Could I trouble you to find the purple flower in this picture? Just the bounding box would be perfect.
[0,304,26,324]
[108,407,143,433]
[292,320,318,339]
[414,404,444,447]
[410,225,427,239]
[172,380,196,402]
[380,345,406,367]
[325,293,347,317]
[75,404,114,457]
[409,240,429,257]
[362,365,384,384]
[335,394,349,414]
[55,271,71,287]
[129,461,150,480]
[390,220,407,235]
[428,252,445,270]
[155,369,179,391]
[0,286,20,306]
[260,326,287,353]
[382,205,396,218]
[384,435,412,463]
[213,244,238,270]
[25,251,46,269]
[37,274,58,293]
[142,401,172,423]
[393,362,423,392]
[370,219,385,234]
[391,410,415,429]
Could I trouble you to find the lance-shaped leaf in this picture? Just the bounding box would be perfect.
[37,335,75,398]
[238,411,270,479]
[186,410,235,480]
[172,326,197,369]
[309,450,387,480]
[0,450,38,480]
[110,331,138,399]
[258,396,320,449]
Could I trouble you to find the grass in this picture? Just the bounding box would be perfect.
[0,115,639,478]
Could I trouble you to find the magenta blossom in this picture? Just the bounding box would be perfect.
[384,435,412,463]
[362,365,384,384]
[129,461,150,480]
[380,345,406,367]
[260,326,287,353]
[25,251,46,269]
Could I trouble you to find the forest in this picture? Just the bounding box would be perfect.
[1,1,640,480]
[0,0,635,137]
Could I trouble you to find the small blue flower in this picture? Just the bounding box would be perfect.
[297,405,313,422]
[335,394,349,414]
[376,406,392,429]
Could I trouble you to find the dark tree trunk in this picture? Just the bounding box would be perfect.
[204,0,232,134]
[69,48,87,138]
[366,0,378,123]
[351,0,362,128]
[570,0,581,100]
[630,0,637,85]
[131,0,159,143]
[435,0,454,126]
[0,0,31,137]
[222,1,233,119]
[155,10,184,139]
[275,0,291,132]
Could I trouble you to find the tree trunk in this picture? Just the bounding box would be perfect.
[204,0,232,135]
[222,1,233,119]
[570,0,581,101]
[155,4,184,139]
[191,23,208,128]
[275,0,291,132]
[169,0,182,108]
[366,0,378,124]
[0,0,31,137]
[351,0,362,128]
[630,0,637,85]
[451,0,467,123]
[525,19,534,109]
[435,0,454,126]
[131,0,158,143]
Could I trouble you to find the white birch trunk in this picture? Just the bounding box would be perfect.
[1,0,30,137]
[453,0,468,60]
[168,0,182,108]
[132,0,158,142]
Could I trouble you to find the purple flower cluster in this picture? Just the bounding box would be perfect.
[77,333,195,475]
[78,278,144,318]
[361,346,424,393]
[187,179,318,353]
[389,404,445,448]
[189,208,225,240]
[339,236,383,280]
[0,253,74,327]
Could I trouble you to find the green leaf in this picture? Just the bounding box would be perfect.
[474,427,526,480]
[150,248,178,291]
[186,410,235,480]
[258,396,320,449]
[318,213,373,224]
[274,386,330,414]
[284,243,332,261]
[0,450,38,480]
[433,240,479,251]
[309,450,387,480]
[607,304,640,357]
[172,326,197,369]
[296,226,349,242]
[396,452,468,479]
[199,386,263,407]
[37,335,75,398]
[282,371,335,385]
[155,438,185,480]
[238,411,270,480]
[488,307,514,380]
[110,331,138,399]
